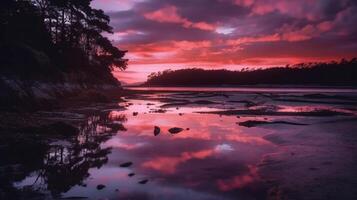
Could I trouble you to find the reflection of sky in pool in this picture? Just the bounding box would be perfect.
[14,97,276,200]
[13,91,357,200]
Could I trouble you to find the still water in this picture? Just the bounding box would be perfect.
[5,89,357,199]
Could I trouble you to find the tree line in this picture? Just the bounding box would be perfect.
[145,58,357,86]
[0,0,127,84]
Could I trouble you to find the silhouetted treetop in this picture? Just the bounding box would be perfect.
[0,0,127,83]
[145,58,357,86]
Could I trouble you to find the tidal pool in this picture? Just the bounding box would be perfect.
[4,90,357,200]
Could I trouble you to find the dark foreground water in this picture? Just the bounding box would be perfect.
[2,88,357,200]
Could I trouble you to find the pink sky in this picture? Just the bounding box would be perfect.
[92,0,357,84]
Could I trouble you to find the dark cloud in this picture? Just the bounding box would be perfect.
[108,9,219,45]
[92,0,357,83]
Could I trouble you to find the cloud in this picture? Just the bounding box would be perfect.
[91,0,147,12]
[92,0,357,83]
[143,5,216,31]
[217,165,258,191]
[142,149,214,174]
[234,0,350,21]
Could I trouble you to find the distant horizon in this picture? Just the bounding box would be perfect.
[92,0,357,84]
[2,1,357,199]
[118,57,356,85]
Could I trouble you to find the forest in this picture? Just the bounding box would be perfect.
[0,0,127,84]
[145,58,357,86]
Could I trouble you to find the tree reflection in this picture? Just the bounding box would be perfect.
[0,111,127,199]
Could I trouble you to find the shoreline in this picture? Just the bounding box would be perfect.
[124,86,357,93]
[1,89,357,199]
[132,84,357,89]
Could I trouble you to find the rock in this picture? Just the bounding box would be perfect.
[128,173,135,177]
[150,109,166,113]
[154,126,160,136]
[120,162,133,167]
[186,128,190,130]
[238,120,264,128]
[96,184,105,190]
[138,179,148,184]
[238,120,308,128]
[133,112,138,116]
[168,127,184,134]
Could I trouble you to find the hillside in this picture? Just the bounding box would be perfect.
[0,0,127,110]
[145,59,357,87]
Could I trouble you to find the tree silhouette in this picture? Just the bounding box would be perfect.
[145,58,357,86]
[0,111,128,199]
[0,0,127,83]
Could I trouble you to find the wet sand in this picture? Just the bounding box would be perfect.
[1,88,357,199]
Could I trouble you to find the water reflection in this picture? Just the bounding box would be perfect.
[64,101,274,200]
[8,111,127,199]
[8,98,276,200]
[3,90,357,199]
[42,113,127,197]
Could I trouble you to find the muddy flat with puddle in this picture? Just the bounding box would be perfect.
[1,88,357,200]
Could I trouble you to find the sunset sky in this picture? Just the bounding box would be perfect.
[92,0,357,84]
